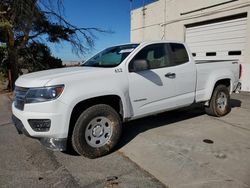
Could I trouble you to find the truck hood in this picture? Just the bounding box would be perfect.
[15,67,103,88]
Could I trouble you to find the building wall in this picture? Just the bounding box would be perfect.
[131,0,165,41]
[131,0,250,91]
[243,7,250,91]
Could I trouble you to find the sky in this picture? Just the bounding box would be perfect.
[48,0,155,61]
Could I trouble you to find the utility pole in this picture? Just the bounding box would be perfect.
[129,0,133,43]
[142,0,147,16]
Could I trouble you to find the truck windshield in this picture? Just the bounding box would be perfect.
[82,44,139,67]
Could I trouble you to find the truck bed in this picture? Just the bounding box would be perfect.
[195,59,240,103]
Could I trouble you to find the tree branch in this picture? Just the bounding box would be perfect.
[43,11,108,34]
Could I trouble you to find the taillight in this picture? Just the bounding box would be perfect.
[239,64,242,79]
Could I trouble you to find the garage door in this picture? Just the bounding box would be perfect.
[185,15,247,63]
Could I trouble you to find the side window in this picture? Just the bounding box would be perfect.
[129,44,170,71]
[168,43,189,66]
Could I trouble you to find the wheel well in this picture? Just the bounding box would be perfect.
[214,79,231,91]
[67,95,123,143]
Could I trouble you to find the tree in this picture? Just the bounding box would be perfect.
[0,0,106,90]
[19,42,63,72]
[0,45,8,75]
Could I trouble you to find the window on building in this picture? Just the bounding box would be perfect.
[228,51,242,56]
[206,52,216,56]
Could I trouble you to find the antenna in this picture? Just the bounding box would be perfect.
[142,0,147,16]
[129,0,132,11]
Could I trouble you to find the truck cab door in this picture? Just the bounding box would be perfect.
[127,43,176,117]
[166,43,196,107]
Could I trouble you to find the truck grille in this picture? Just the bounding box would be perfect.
[14,86,29,111]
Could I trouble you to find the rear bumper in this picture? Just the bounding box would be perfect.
[234,82,242,93]
[12,114,67,151]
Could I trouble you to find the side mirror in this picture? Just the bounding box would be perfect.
[133,60,149,72]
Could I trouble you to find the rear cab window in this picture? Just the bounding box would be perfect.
[167,43,189,66]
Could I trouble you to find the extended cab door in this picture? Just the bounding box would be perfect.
[128,43,196,118]
[128,43,177,117]
[166,43,196,107]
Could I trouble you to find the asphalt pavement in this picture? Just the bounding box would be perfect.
[0,94,165,188]
[0,92,250,188]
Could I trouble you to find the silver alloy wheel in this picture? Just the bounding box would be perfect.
[85,116,113,148]
[216,91,227,111]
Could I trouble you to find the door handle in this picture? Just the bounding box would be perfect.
[165,72,176,78]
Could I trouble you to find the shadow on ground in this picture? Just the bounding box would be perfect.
[231,98,241,108]
[115,98,241,151]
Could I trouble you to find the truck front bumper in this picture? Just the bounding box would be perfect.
[12,115,67,151]
[11,99,71,151]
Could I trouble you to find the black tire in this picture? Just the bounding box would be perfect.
[205,85,231,117]
[72,104,122,158]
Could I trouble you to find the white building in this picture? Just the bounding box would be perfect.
[131,0,250,91]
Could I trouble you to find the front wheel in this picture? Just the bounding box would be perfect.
[205,85,231,117]
[72,104,122,158]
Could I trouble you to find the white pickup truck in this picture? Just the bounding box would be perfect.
[12,41,241,158]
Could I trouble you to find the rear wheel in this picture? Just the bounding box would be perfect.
[72,104,122,158]
[205,85,231,117]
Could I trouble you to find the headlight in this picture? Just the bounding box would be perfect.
[25,85,64,103]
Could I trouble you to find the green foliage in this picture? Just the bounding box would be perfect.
[0,43,6,48]
[0,21,12,28]
[0,72,5,82]
[0,46,7,75]
[0,42,62,74]
[19,42,63,72]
